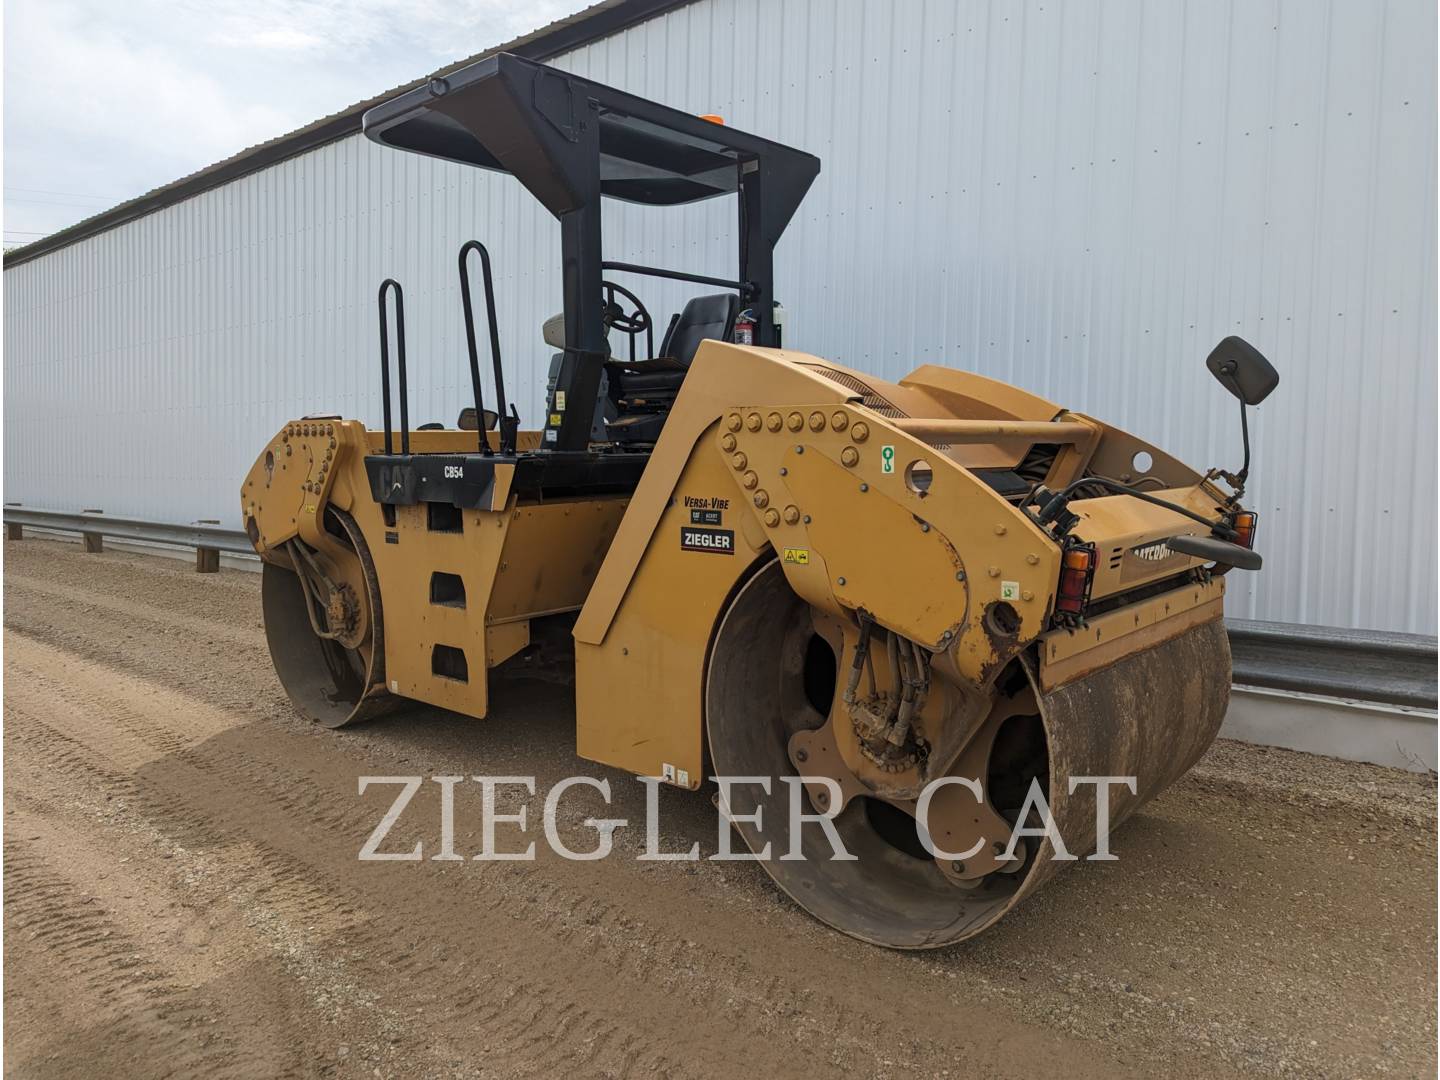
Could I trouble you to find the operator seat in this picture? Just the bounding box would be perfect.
[606,293,738,444]
[661,293,740,368]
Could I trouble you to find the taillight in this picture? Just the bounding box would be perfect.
[1231,510,1258,549]
[1054,543,1096,618]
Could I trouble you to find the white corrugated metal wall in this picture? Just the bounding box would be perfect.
[4,0,1435,633]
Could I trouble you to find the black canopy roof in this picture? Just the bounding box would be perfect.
[362,52,818,227]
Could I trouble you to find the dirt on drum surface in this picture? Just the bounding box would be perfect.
[2,539,1435,1079]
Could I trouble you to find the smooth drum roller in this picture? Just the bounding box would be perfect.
[706,561,1231,949]
[261,506,391,728]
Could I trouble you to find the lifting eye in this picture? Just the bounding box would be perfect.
[985,601,1021,638]
[905,459,933,496]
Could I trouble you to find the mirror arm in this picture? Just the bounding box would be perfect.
[1236,395,1251,488]
[1213,361,1252,503]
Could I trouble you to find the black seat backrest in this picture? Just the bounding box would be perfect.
[660,293,739,366]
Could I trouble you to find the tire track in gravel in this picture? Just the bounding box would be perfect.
[3,719,400,1078]
[9,573,263,651]
[3,576,289,721]
[4,811,308,1079]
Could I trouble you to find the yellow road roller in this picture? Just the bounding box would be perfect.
[242,53,1276,948]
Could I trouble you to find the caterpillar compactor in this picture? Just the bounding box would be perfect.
[243,53,1277,948]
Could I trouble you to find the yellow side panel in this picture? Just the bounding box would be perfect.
[488,498,629,623]
[575,441,768,788]
[373,503,507,718]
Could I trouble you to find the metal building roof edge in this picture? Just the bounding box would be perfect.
[3,0,696,269]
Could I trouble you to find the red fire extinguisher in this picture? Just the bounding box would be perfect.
[732,308,755,346]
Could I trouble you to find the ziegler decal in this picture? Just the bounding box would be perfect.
[681,526,735,554]
[1130,539,1175,563]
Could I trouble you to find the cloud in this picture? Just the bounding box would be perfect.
[192,0,579,59]
[3,0,577,243]
[242,28,328,52]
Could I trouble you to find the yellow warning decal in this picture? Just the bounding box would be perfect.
[783,547,809,565]
[549,413,563,426]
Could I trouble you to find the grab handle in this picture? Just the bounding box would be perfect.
[458,241,509,455]
[377,279,409,455]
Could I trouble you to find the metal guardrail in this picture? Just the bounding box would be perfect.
[4,505,1435,709]
[3,505,253,571]
[1228,619,1436,710]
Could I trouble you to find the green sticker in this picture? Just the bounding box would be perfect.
[880,445,896,474]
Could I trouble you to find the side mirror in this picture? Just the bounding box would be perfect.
[1206,336,1279,406]
[456,407,499,431]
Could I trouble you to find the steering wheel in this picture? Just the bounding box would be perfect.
[601,280,655,361]
[602,280,652,336]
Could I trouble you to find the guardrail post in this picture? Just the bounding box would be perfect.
[82,509,104,553]
[6,523,21,541]
[194,520,221,572]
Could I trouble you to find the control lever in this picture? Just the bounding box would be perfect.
[498,404,520,456]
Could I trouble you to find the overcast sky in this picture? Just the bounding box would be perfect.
[3,0,578,247]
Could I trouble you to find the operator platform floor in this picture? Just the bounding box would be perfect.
[2,538,1435,1078]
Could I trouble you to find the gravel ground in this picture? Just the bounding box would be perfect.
[3,538,1435,1078]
